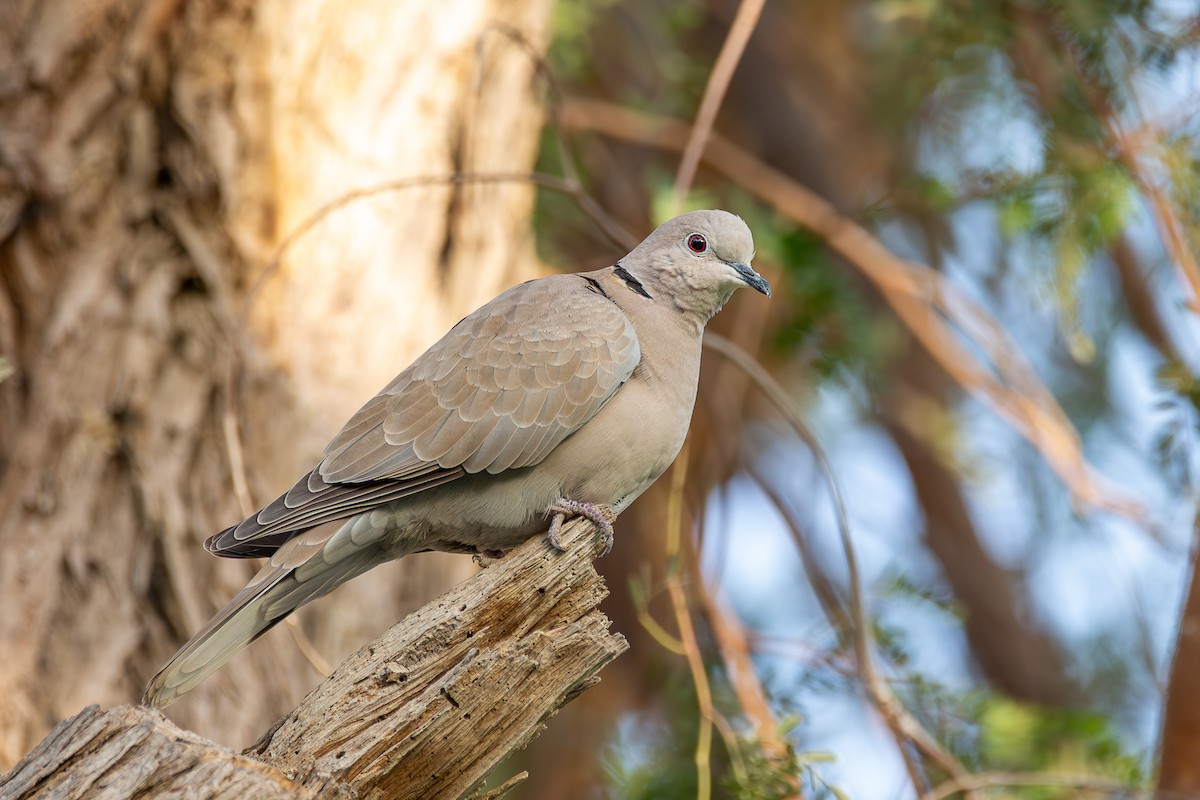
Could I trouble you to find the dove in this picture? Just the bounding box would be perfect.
[144,209,769,707]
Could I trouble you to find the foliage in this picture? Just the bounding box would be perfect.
[535,0,1199,796]
[870,0,1198,369]
[973,698,1145,782]
[602,663,848,800]
[601,677,710,800]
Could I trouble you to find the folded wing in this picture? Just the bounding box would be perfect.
[207,275,640,557]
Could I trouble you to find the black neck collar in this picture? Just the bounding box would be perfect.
[613,263,652,299]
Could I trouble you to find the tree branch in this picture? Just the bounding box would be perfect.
[0,518,626,800]
[565,97,1150,528]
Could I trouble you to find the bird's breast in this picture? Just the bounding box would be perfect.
[545,350,700,508]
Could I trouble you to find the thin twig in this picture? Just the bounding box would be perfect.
[283,616,332,678]
[746,630,852,675]
[480,24,636,250]
[220,371,330,680]
[238,172,590,324]
[564,97,1149,528]
[920,770,1145,800]
[1041,11,1200,313]
[220,406,254,518]
[702,333,976,795]
[691,577,801,798]
[672,0,766,209]
[712,708,750,787]
[635,604,686,655]
[682,452,800,795]
[473,771,530,800]
[742,460,851,638]
[664,444,714,800]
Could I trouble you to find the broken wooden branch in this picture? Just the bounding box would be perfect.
[0,518,626,800]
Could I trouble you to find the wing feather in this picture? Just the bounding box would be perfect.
[209,273,640,558]
[325,273,640,480]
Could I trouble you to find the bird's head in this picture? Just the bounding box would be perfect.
[620,209,770,323]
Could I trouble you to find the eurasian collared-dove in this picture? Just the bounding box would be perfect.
[144,209,768,707]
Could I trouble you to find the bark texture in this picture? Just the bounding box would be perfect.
[0,518,626,800]
[0,706,330,800]
[0,0,551,768]
[1157,521,1200,797]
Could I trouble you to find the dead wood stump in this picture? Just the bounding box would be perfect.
[0,518,626,800]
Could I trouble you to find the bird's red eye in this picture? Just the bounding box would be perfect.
[686,233,707,253]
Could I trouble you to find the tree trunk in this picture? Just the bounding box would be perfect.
[1157,518,1200,797]
[0,519,626,799]
[0,0,551,768]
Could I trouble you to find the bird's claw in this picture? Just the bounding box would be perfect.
[471,548,507,567]
[546,512,568,551]
[544,499,616,556]
[597,527,614,557]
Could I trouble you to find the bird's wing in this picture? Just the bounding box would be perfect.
[207,274,640,556]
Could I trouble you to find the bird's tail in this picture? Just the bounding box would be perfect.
[143,522,383,708]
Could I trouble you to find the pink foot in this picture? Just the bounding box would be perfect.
[545,498,617,556]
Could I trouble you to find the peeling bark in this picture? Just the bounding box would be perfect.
[0,0,552,768]
[0,519,625,800]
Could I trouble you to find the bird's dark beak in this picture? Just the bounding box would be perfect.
[731,262,771,298]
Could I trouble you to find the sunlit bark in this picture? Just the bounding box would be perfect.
[0,0,550,767]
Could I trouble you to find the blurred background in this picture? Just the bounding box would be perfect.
[1,0,1198,797]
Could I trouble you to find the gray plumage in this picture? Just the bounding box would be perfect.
[144,209,768,707]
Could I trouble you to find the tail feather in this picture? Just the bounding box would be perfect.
[143,522,385,708]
